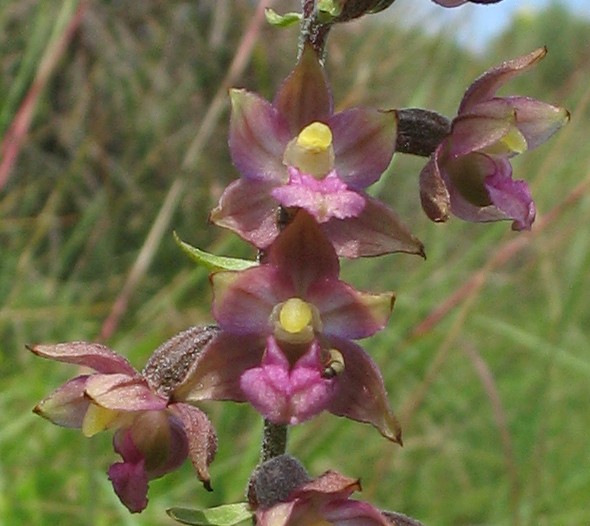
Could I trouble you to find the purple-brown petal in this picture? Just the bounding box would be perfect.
[330,108,397,189]
[209,178,281,249]
[322,194,425,258]
[419,155,451,223]
[447,113,513,158]
[84,374,168,412]
[294,470,360,500]
[211,266,286,334]
[459,47,547,113]
[169,402,217,490]
[273,44,332,135]
[173,332,265,403]
[327,337,402,444]
[229,89,291,182]
[28,341,137,375]
[308,280,394,340]
[268,210,340,293]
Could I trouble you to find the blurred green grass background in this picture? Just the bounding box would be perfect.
[1,1,589,525]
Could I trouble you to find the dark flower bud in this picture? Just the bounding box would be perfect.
[395,108,451,157]
[321,0,397,23]
[247,455,311,509]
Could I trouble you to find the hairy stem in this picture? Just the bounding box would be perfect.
[260,420,288,463]
[298,0,332,61]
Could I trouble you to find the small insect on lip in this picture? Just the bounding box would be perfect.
[321,348,345,379]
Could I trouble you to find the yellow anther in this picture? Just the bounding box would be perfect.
[500,127,527,154]
[82,403,119,437]
[283,122,335,177]
[279,298,313,334]
[296,122,333,153]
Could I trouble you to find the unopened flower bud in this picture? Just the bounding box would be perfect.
[247,455,311,509]
[329,0,397,22]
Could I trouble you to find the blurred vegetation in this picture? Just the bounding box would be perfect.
[1,1,589,525]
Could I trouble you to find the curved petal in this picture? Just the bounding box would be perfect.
[448,113,513,158]
[273,44,332,136]
[28,342,137,375]
[211,266,287,334]
[327,338,402,444]
[459,47,547,113]
[229,89,291,182]
[173,332,265,403]
[330,108,397,189]
[295,470,360,499]
[308,280,394,340]
[485,170,535,231]
[33,375,91,428]
[85,374,168,412]
[505,96,570,150]
[170,403,217,490]
[210,178,281,249]
[322,194,425,258]
[419,155,450,223]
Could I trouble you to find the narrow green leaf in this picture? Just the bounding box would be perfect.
[167,503,253,526]
[264,8,301,27]
[173,232,258,272]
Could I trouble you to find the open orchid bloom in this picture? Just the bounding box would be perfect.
[175,211,402,443]
[210,44,423,258]
[420,47,569,230]
[30,327,219,513]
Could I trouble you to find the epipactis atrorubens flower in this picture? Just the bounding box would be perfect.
[30,326,219,513]
[210,43,423,259]
[420,47,569,231]
[174,211,402,444]
[250,456,391,526]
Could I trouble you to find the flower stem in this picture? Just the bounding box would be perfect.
[298,0,331,61]
[260,419,288,463]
